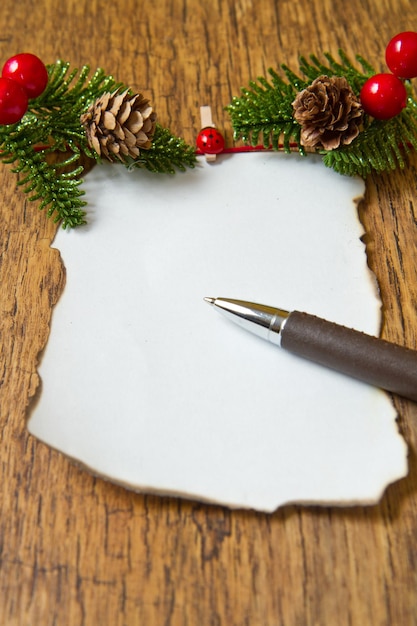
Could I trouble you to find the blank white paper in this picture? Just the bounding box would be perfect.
[28,152,408,511]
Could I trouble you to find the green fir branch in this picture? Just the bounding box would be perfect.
[296,51,374,93]
[0,60,196,227]
[227,50,417,178]
[4,140,87,228]
[322,101,417,176]
[127,125,197,174]
[226,67,303,152]
[227,51,374,154]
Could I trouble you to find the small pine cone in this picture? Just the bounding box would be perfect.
[292,75,363,151]
[80,90,157,161]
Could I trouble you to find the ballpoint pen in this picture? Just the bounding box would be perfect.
[204,297,417,402]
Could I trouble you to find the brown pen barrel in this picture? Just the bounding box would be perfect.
[281,311,417,402]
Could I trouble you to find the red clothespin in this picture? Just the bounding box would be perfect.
[196,106,225,163]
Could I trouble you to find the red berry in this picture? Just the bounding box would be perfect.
[196,127,225,154]
[0,77,28,125]
[360,73,407,120]
[386,31,417,79]
[2,53,48,99]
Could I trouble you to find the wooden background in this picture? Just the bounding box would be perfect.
[1,1,417,624]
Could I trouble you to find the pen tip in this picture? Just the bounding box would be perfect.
[204,297,216,305]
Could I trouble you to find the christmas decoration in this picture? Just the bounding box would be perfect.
[80,90,157,161]
[227,35,417,177]
[0,77,28,124]
[386,31,417,79]
[0,57,196,228]
[195,105,225,162]
[292,75,363,150]
[196,127,225,154]
[2,35,417,229]
[360,73,407,120]
[2,53,48,98]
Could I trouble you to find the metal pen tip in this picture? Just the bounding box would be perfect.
[204,297,216,305]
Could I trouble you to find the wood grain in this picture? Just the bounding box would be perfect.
[1,1,417,624]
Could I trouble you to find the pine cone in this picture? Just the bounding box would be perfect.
[292,75,363,151]
[80,90,157,161]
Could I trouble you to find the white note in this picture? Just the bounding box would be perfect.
[28,152,407,511]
